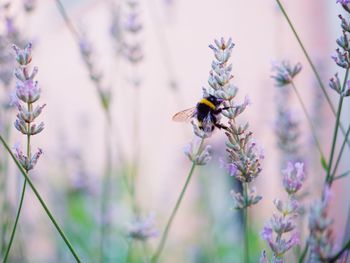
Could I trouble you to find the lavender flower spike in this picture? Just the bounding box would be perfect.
[261,162,305,262]
[12,43,45,171]
[184,137,211,165]
[271,61,302,87]
[282,162,305,195]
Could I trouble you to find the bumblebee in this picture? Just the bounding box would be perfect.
[172,95,229,132]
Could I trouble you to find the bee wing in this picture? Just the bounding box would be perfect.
[172,107,196,122]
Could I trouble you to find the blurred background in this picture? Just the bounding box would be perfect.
[0,0,349,262]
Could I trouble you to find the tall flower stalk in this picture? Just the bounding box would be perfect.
[2,43,44,262]
[261,162,305,262]
[151,134,211,263]
[271,61,325,164]
[122,0,144,214]
[207,38,263,263]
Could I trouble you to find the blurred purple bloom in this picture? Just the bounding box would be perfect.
[271,61,302,87]
[128,214,159,241]
[282,162,305,195]
[337,0,350,4]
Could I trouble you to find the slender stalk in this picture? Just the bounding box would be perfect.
[151,140,203,263]
[328,238,350,262]
[0,134,82,262]
[326,69,349,184]
[3,102,33,262]
[290,81,325,159]
[334,170,350,181]
[331,123,350,177]
[298,243,308,263]
[54,0,80,40]
[100,115,113,262]
[243,182,249,263]
[2,180,26,263]
[275,0,350,150]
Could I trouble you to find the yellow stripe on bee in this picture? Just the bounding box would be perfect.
[199,98,215,110]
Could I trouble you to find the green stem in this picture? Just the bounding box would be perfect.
[275,0,350,151]
[290,82,325,159]
[243,182,249,263]
[2,180,26,263]
[331,123,350,177]
[326,69,349,185]
[100,115,113,262]
[298,242,308,263]
[0,134,82,262]
[328,238,350,262]
[3,102,33,262]
[151,157,200,263]
[334,170,350,181]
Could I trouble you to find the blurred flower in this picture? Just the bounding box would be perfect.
[184,137,211,165]
[128,214,159,241]
[308,187,334,262]
[337,0,350,4]
[271,61,302,87]
[231,187,262,209]
[282,162,305,195]
[261,162,305,261]
[275,105,301,164]
[23,0,36,12]
[122,0,143,66]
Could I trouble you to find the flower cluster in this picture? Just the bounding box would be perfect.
[12,43,44,171]
[79,35,111,110]
[128,213,159,241]
[261,162,305,262]
[329,14,350,97]
[205,38,263,208]
[183,137,211,165]
[337,0,350,13]
[275,104,301,164]
[271,61,302,87]
[122,0,143,67]
[307,187,334,262]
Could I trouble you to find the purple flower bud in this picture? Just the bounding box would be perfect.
[342,80,350,97]
[29,122,44,135]
[16,79,41,103]
[282,162,305,195]
[13,43,32,66]
[14,118,28,134]
[329,73,342,94]
[184,138,211,165]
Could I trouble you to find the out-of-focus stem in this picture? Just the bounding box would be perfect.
[290,82,325,160]
[275,0,350,150]
[328,238,350,262]
[298,242,308,263]
[243,182,249,263]
[0,134,82,263]
[100,116,113,262]
[151,139,204,263]
[146,0,184,109]
[334,169,350,181]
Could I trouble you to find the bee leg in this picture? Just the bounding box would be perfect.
[214,107,231,114]
[215,123,229,130]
